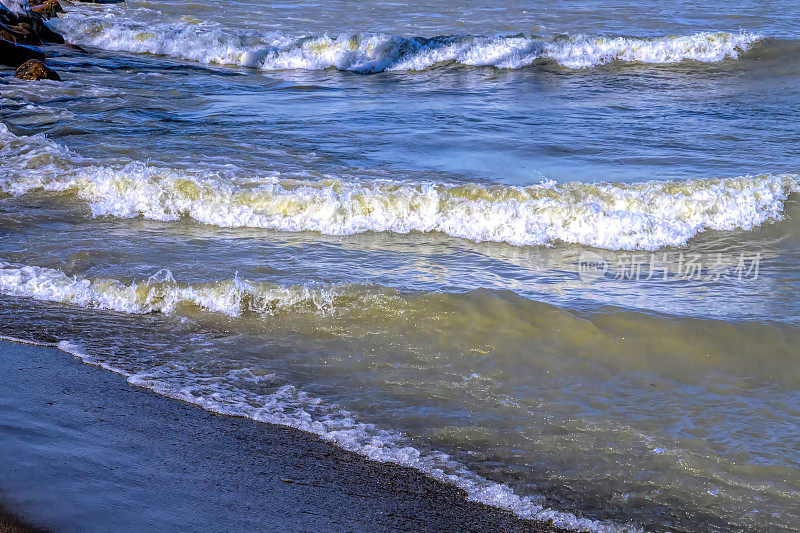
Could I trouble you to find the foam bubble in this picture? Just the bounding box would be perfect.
[50,11,761,72]
[391,32,761,71]
[0,262,345,317]
[0,261,633,531]
[1,124,796,250]
[0,330,634,532]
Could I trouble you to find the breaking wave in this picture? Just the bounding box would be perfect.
[51,11,762,72]
[0,264,634,532]
[2,124,796,250]
[0,261,353,317]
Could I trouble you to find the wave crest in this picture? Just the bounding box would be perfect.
[0,262,357,317]
[0,264,629,531]
[1,124,796,250]
[50,12,761,72]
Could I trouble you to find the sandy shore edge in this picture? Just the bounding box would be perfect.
[0,337,565,532]
[0,508,42,533]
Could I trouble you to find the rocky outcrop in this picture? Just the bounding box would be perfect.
[14,57,60,79]
[0,36,44,66]
[30,0,62,20]
[0,0,59,75]
[0,0,31,17]
[0,21,40,44]
[0,0,71,79]
[0,0,63,44]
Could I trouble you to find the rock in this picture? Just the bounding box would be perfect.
[66,42,87,54]
[15,20,33,34]
[29,12,62,42]
[14,57,60,80]
[0,21,41,44]
[30,0,62,20]
[0,0,31,18]
[0,37,44,66]
[29,0,61,8]
[0,0,64,44]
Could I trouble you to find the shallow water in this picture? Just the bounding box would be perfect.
[1,0,799,530]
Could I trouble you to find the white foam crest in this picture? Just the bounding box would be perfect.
[51,10,293,67]
[0,333,59,347]
[50,11,760,72]
[392,32,762,71]
[0,262,343,317]
[1,124,796,250]
[0,270,631,529]
[37,336,634,532]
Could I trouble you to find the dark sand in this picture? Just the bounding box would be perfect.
[0,508,41,533]
[0,339,563,532]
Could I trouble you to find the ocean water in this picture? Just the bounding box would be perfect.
[1,0,799,530]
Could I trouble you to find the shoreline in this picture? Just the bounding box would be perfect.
[0,337,565,532]
[0,508,41,533]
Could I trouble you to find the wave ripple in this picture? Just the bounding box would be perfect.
[50,11,761,72]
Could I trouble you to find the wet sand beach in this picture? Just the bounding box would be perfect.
[0,339,561,532]
[0,507,40,533]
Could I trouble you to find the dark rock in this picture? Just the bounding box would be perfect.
[29,0,62,10]
[0,0,64,44]
[29,13,62,42]
[66,42,87,54]
[14,57,60,80]
[0,21,40,44]
[0,37,44,66]
[30,0,62,20]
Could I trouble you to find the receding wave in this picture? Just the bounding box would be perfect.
[4,258,799,531]
[2,124,797,250]
[0,262,634,532]
[50,11,762,72]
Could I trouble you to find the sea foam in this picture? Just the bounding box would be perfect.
[0,262,634,532]
[50,10,762,72]
[1,124,796,251]
[0,262,346,317]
